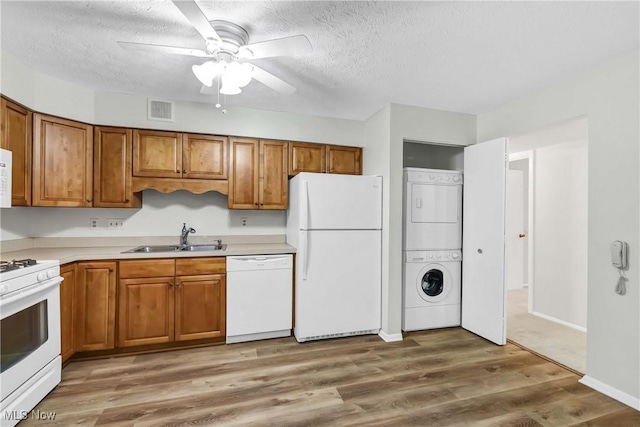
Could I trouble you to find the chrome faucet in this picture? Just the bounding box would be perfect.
[181,223,196,246]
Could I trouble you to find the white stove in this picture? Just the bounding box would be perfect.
[0,258,62,426]
[0,259,60,295]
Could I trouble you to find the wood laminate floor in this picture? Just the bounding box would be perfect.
[22,328,640,426]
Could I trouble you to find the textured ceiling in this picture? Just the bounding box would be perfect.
[1,1,638,120]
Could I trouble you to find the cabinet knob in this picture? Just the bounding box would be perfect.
[182,169,186,174]
[125,199,130,203]
[254,202,259,206]
[260,203,264,206]
[176,170,180,173]
[86,199,92,203]
[168,282,173,287]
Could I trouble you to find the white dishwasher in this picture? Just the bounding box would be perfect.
[226,254,293,344]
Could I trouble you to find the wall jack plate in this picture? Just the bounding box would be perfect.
[107,218,125,229]
[90,218,99,230]
[241,217,248,227]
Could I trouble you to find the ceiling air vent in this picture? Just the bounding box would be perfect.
[147,99,174,122]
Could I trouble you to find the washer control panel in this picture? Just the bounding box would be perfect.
[405,250,462,263]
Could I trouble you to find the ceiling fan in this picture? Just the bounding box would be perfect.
[117,0,312,96]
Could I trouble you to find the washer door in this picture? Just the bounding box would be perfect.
[416,264,452,303]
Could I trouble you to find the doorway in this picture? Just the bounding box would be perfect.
[506,117,588,374]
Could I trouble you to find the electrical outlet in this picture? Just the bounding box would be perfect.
[107,218,125,229]
[90,218,99,230]
[241,217,248,227]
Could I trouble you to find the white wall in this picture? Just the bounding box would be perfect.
[362,105,392,335]
[478,49,640,402]
[1,191,284,240]
[532,139,588,329]
[0,50,364,241]
[403,142,465,170]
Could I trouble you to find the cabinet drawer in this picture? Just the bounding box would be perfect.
[176,257,226,276]
[119,259,175,278]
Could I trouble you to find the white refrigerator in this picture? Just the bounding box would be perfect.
[286,172,382,342]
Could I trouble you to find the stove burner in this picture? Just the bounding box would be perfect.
[0,259,38,273]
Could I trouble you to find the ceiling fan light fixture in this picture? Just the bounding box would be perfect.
[192,60,220,87]
[220,84,241,95]
[220,74,241,95]
[225,61,253,88]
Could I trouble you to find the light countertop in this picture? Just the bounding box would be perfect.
[1,237,296,265]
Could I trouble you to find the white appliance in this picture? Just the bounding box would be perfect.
[0,148,12,208]
[0,259,62,426]
[226,255,293,344]
[403,250,461,331]
[403,168,463,250]
[286,172,382,342]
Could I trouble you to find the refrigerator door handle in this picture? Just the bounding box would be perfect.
[301,180,309,230]
[301,231,309,280]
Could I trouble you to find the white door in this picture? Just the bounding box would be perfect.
[507,169,525,290]
[462,137,508,345]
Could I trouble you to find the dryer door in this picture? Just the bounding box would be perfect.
[411,184,459,223]
[417,264,452,303]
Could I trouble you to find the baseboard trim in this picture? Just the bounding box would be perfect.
[579,375,640,410]
[531,310,587,333]
[378,331,403,342]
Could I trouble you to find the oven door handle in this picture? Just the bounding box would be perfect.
[0,277,63,309]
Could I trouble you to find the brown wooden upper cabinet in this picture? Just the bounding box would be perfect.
[288,141,325,176]
[32,114,93,207]
[94,127,141,208]
[1,98,32,206]
[229,138,288,210]
[326,145,362,175]
[133,130,228,180]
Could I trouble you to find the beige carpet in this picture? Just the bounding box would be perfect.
[507,288,586,374]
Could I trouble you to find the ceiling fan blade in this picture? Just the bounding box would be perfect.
[239,35,312,59]
[251,65,296,94]
[117,41,211,57]
[172,0,221,42]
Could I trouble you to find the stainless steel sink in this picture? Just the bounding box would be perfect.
[181,244,227,252]
[122,243,226,254]
[123,245,183,253]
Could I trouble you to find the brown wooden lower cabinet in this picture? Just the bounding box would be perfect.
[74,261,117,352]
[60,263,76,363]
[118,277,175,347]
[175,274,225,341]
[118,257,226,348]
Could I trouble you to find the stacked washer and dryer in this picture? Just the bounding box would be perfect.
[402,168,463,331]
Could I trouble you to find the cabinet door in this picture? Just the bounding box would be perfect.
[326,145,362,175]
[182,134,228,180]
[259,140,288,209]
[118,277,175,347]
[228,137,259,209]
[133,130,182,178]
[60,263,76,363]
[1,98,32,206]
[175,274,226,341]
[94,127,141,208]
[32,114,93,207]
[75,261,116,351]
[289,142,325,176]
